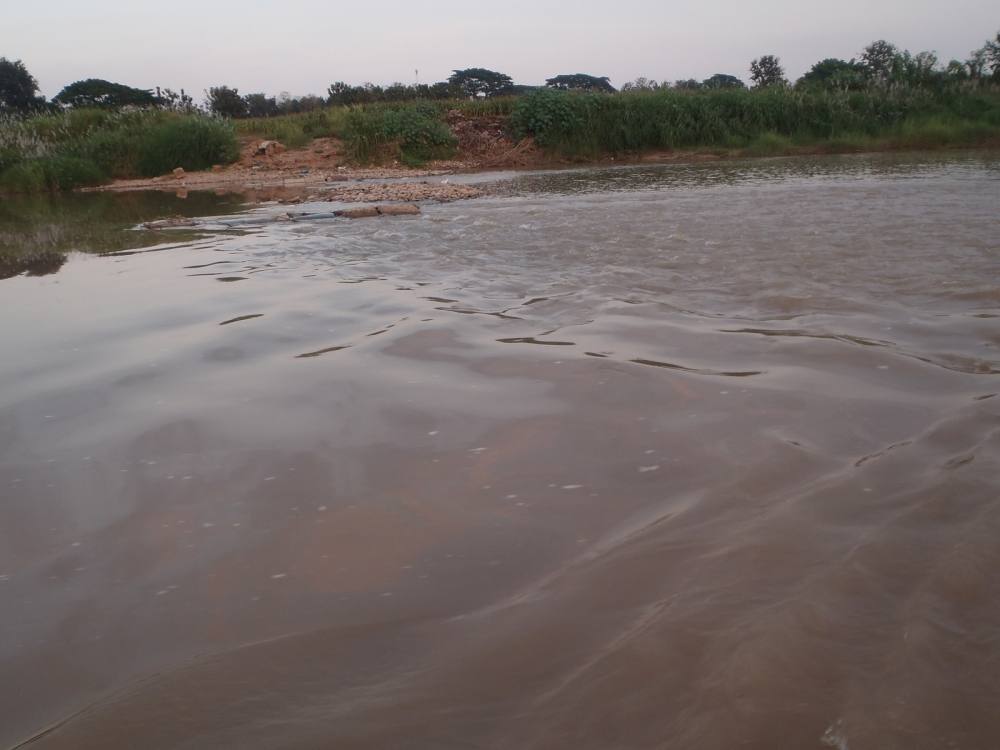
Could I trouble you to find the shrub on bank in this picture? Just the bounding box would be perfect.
[0,155,105,192]
[0,110,239,192]
[343,101,456,164]
[136,117,239,176]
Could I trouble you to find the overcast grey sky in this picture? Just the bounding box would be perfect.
[4,0,997,99]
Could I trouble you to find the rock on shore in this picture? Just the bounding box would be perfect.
[323,182,481,204]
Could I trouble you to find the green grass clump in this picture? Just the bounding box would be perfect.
[343,101,456,164]
[234,107,349,148]
[0,109,240,192]
[0,155,106,192]
[135,118,239,176]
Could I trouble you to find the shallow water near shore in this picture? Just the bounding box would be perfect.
[1,152,999,749]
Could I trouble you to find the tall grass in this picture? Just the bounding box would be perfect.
[0,109,240,192]
[447,96,519,117]
[233,107,349,148]
[342,101,456,165]
[510,86,1000,156]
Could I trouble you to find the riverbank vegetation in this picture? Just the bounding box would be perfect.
[508,85,1000,157]
[1,32,999,190]
[0,108,238,192]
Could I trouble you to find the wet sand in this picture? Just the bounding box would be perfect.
[1,153,999,749]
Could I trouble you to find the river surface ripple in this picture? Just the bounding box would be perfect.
[1,153,999,749]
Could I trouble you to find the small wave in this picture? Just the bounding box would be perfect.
[295,345,351,359]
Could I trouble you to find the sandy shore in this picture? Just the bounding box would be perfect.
[81,135,505,203]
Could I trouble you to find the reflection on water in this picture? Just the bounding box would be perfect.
[0,191,246,279]
[1,152,999,750]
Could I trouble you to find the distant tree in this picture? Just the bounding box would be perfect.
[448,68,514,98]
[944,59,969,80]
[545,74,616,92]
[673,79,703,90]
[359,83,385,103]
[895,50,941,86]
[383,82,413,102]
[796,59,866,90]
[329,79,462,105]
[0,57,43,112]
[965,47,988,79]
[430,81,464,98]
[244,92,278,117]
[702,73,745,89]
[749,55,787,88]
[621,77,662,92]
[206,86,247,117]
[155,87,195,112]
[54,79,160,108]
[860,40,900,83]
[276,94,325,114]
[327,81,351,104]
[981,31,1000,80]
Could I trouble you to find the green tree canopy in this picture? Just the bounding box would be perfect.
[53,79,159,108]
[702,73,745,89]
[448,68,514,98]
[545,74,616,92]
[860,40,900,83]
[749,55,787,88]
[969,31,1000,80]
[244,92,278,117]
[155,87,194,112]
[206,86,247,117]
[797,59,866,90]
[988,32,1000,78]
[621,77,664,92]
[0,58,43,112]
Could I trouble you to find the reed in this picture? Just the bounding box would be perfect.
[0,109,240,192]
[509,86,1000,157]
[233,108,349,148]
[342,101,456,165]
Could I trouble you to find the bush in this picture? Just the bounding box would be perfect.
[0,155,105,192]
[136,117,239,176]
[75,127,144,176]
[343,102,456,164]
[0,109,239,191]
[510,89,583,147]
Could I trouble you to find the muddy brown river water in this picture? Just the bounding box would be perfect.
[1,153,999,749]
